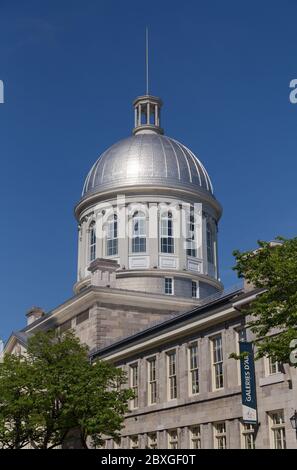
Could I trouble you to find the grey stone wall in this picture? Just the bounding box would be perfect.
[69,303,175,351]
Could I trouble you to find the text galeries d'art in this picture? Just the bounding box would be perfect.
[240,341,257,424]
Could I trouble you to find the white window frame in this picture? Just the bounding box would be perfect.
[167,350,177,400]
[265,356,281,376]
[269,410,286,449]
[190,426,201,449]
[213,421,227,449]
[106,213,118,256]
[160,211,174,254]
[89,222,96,262]
[188,343,199,395]
[191,280,199,298]
[206,222,214,264]
[211,335,224,390]
[168,429,178,449]
[131,211,146,253]
[147,357,157,405]
[129,363,139,409]
[240,422,255,449]
[186,207,198,257]
[164,277,174,295]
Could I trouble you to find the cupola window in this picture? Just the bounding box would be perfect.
[187,207,197,257]
[89,222,96,262]
[132,211,146,253]
[161,211,174,254]
[207,222,214,264]
[106,214,118,256]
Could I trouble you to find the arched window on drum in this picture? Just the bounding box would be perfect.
[206,222,214,264]
[106,214,118,256]
[187,206,197,257]
[89,221,96,262]
[132,211,146,253]
[160,211,174,254]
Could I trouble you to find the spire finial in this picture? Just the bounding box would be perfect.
[146,27,149,95]
[132,30,163,135]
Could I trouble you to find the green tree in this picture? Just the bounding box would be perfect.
[233,237,297,364]
[0,355,33,449]
[0,331,133,449]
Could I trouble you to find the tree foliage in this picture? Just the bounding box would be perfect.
[233,236,297,363]
[0,355,34,449]
[0,331,133,449]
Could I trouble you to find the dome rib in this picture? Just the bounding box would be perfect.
[158,134,168,178]
[164,136,181,180]
[172,138,192,183]
[82,134,215,198]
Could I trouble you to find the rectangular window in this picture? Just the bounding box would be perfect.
[165,277,173,295]
[76,310,89,325]
[148,358,157,405]
[161,215,174,254]
[211,335,224,390]
[90,243,96,262]
[207,223,214,264]
[269,411,286,449]
[241,423,255,449]
[213,422,227,449]
[190,426,201,449]
[191,280,199,298]
[267,356,281,375]
[130,363,139,409]
[186,208,197,257]
[89,225,96,262]
[132,237,146,253]
[130,435,139,449]
[161,237,174,253]
[167,351,177,400]
[188,344,199,395]
[106,216,118,256]
[148,433,157,449]
[168,429,178,449]
[132,216,146,253]
[107,238,118,256]
[60,319,72,333]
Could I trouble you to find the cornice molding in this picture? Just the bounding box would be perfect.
[75,185,222,221]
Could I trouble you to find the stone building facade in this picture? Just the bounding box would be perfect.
[3,93,297,449]
[92,287,297,449]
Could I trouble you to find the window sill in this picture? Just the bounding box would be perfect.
[259,373,285,387]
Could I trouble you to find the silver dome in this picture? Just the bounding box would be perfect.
[82,134,214,198]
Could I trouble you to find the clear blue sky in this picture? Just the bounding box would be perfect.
[0,0,297,341]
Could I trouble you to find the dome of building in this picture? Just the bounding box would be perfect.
[74,95,223,300]
[82,133,214,199]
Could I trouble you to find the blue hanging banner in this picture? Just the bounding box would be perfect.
[239,341,257,424]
